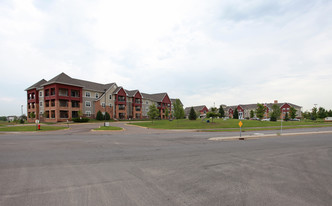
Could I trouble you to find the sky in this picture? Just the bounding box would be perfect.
[1,0,332,116]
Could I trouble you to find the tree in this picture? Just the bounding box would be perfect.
[189,107,197,120]
[96,110,104,120]
[317,107,327,119]
[105,112,111,120]
[29,112,35,119]
[328,110,332,117]
[173,99,185,119]
[289,107,297,119]
[165,108,169,119]
[218,105,225,118]
[148,104,159,123]
[250,110,255,119]
[233,108,239,119]
[284,112,289,121]
[256,103,266,120]
[302,111,311,119]
[0,116,7,121]
[206,107,220,122]
[270,104,281,121]
[311,107,317,120]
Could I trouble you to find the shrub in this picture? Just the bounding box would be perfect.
[72,117,90,122]
[189,107,197,120]
[105,112,111,120]
[96,111,104,120]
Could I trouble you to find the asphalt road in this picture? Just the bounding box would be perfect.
[0,124,331,206]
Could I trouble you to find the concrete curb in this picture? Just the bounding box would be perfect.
[209,130,332,141]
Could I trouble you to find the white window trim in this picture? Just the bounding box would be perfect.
[86,111,91,117]
[96,93,99,98]
[39,91,43,97]
[85,101,91,107]
[101,102,105,107]
[85,92,91,97]
[109,94,112,99]
[40,101,43,107]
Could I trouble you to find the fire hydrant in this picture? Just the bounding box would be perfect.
[38,124,41,130]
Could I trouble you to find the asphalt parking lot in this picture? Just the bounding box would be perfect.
[0,123,331,206]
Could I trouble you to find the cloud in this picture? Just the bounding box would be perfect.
[0,0,332,115]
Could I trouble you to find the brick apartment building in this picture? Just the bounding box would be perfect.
[225,100,302,119]
[184,105,209,118]
[25,73,179,123]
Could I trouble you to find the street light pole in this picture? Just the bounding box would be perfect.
[21,105,23,116]
[104,89,106,126]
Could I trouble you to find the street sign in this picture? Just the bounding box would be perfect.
[238,121,243,127]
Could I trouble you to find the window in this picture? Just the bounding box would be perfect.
[85,92,91,97]
[86,111,91,117]
[40,101,43,107]
[85,101,91,107]
[118,96,125,102]
[71,101,80,108]
[39,91,43,97]
[109,94,112,99]
[60,110,69,118]
[102,102,105,107]
[96,93,99,98]
[51,88,55,96]
[119,105,125,110]
[59,100,68,107]
[71,90,79,97]
[59,88,69,96]
[109,103,112,107]
[146,101,149,104]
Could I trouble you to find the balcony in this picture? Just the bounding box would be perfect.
[118,96,126,102]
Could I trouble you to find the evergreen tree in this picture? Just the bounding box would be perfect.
[105,112,111,120]
[218,105,225,118]
[189,107,197,120]
[96,110,104,120]
[233,108,239,119]
[250,110,255,119]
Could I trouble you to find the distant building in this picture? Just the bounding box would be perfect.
[184,105,209,118]
[225,100,302,119]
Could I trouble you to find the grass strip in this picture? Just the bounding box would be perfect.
[93,126,123,131]
[0,126,67,132]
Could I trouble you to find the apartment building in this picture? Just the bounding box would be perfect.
[184,105,209,118]
[25,73,176,122]
[225,100,302,119]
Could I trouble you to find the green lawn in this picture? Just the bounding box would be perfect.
[129,119,332,130]
[93,126,123,131]
[0,125,68,132]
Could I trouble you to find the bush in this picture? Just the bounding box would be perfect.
[105,112,111,120]
[270,116,277,121]
[72,117,90,122]
[19,119,25,124]
[96,111,104,120]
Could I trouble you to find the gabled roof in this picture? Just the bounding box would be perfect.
[25,79,47,91]
[171,98,183,106]
[34,72,116,92]
[141,93,167,102]
[184,105,208,114]
[113,86,128,95]
[41,72,83,87]
[74,78,116,92]
[125,90,140,97]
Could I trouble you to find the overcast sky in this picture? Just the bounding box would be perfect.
[1,0,332,116]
